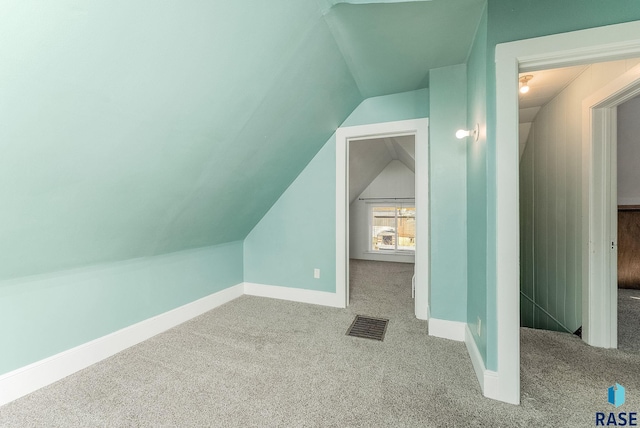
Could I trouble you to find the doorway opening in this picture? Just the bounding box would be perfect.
[518,60,640,346]
[579,62,640,348]
[495,20,640,405]
[615,94,640,352]
[335,118,429,319]
[517,63,588,338]
[348,136,416,262]
[348,136,416,316]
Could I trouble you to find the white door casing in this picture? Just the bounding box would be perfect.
[335,118,429,319]
[582,64,640,348]
[495,20,640,405]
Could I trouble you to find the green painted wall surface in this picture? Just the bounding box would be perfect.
[1,0,488,284]
[342,89,430,127]
[243,139,337,292]
[488,0,640,45]
[244,89,429,292]
[428,65,468,322]
[318,0,432,11]
[0,241,243,375]
[466,5,489,369]
[0,1,360,281]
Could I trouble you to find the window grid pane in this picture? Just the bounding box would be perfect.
[397,207,416,251]
[371,206,396,251]
[370,205,415,252]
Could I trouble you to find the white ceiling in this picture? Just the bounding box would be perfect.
[518,64,589,155]
[349,136,415,204]
[518,65,589,111]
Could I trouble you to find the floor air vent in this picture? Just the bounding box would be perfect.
[346,315,388,341]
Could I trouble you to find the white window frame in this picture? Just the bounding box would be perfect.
[367,201,416,254]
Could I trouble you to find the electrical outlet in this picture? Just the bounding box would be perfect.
[477,316,482,336]
[314,268,320,279]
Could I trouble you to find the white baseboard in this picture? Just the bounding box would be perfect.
[0,283,244,407]
[351,253,415,264]
[243,282,343,308]
[465,324,500,401]
[428,318,465,341]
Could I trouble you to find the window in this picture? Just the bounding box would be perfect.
[370,203,415,253]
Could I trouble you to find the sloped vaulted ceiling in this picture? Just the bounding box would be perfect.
[325,0,486,97]
[0,0,484,280]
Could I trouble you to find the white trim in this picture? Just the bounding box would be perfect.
[243,282,343,308]
[494,42,522,406]
[581,63,640,348]
[0,283,244,407]
[357,253,415,264]
[428,318,465,342]
[363,251,415,258]
[495,22,640,71]
[336,118,429,319]
[464,325,501,402]
[619,197,640,206]
[495,20,640,406]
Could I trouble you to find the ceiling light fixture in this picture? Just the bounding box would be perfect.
[519,75,533,94]
[455,124,479,141]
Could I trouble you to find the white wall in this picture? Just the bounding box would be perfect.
[618,94,640,206]
[519,58,640,333]
[349,159,415,263]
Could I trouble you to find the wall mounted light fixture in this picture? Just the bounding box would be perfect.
[519,75,533,94]
[456,123,479,141]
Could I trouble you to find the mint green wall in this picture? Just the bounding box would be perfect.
[428,65,468,322]
[0,241,243,376]
[466,5,490,369]
[1,1,488,284]
[488,0,640,44]
[243,140,337,291]
[319,0,432,11]
[0,1,360,281]
[244,89,429,291]
[342,89,430,127]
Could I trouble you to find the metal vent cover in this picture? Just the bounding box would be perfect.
[346,315,389,341]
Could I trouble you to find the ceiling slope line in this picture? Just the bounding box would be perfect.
[147,17,361,255]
